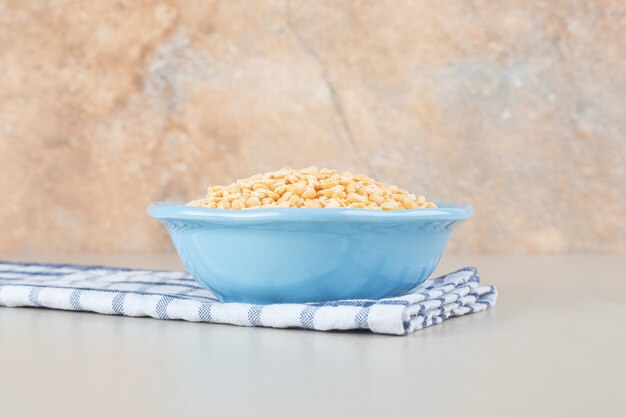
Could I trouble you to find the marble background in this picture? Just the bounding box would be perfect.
[0,0,624,253]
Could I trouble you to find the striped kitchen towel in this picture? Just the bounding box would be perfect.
[0,261,497,335]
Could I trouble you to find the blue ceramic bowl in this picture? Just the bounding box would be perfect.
[148,202,473,304]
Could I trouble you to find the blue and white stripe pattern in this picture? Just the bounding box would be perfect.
[0,261,497,335]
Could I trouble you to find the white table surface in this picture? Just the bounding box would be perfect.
[0,253,624,417]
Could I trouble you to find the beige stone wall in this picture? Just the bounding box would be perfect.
[0,0,624,253]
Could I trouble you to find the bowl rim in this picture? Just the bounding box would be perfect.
[148,201,474,223]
